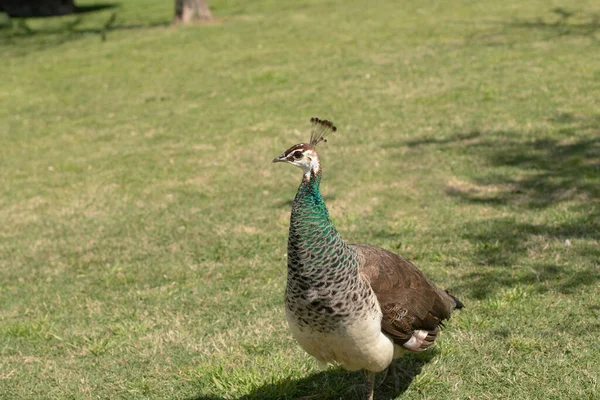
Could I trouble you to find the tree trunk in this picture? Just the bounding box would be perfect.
[174,0,212,24]
[2,0,76,17]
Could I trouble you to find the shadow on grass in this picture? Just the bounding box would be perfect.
[402,130,482,148]
[507,7,600,41]
[466,7,600,45]
[1,4,170,51]
[2,3,118,18]
[405,112,600,298]
[191,351,436,400]
[75,4,119,14]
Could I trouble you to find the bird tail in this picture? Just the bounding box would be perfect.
[446,290,464,310]
[403,327,439,352]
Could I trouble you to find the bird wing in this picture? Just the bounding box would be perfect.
[351,244,460,349]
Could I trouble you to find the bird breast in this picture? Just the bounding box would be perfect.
[285,299,395,372]
[285,275,396,372]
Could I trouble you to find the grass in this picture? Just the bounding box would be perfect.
[1,0,599,398]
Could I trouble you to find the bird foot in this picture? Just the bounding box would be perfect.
[377,362,412,391]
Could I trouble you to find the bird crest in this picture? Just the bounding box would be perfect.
[309,117,336,147]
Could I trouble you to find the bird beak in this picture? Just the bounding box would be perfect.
[272,154,286,163]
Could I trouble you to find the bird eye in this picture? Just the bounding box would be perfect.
[293,151,303,159]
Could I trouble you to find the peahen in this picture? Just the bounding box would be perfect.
[272,118,463,400]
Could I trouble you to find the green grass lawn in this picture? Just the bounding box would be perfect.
[1,0,599,398]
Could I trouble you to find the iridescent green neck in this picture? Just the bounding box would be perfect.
[288,172,349,272]
[293,172,327,217]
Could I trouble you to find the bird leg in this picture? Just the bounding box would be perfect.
[394,363,414,381]
[388,363,401,391]
[365,370,376,400]
[375,366,389,389]
[377,361,413,391]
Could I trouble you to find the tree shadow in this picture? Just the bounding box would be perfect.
[75,4,118,14]
[508,8,600,41]
[2,3,118,18]
[465,7,600,46]
[190,351,436,400]
[401,130,482,148]
[449,137,600,208]
[405,112,600,298]
[1,3,171,51]
[451,113,599,209]
[455,220,600,299]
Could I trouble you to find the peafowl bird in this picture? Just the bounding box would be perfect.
[272,118,464,400]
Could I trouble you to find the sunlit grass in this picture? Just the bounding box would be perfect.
[1,0,599,398]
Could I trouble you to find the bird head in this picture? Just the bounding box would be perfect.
[272,118,336,182]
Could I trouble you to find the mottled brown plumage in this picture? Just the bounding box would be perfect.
[354,244,463,352]
[274,118,463,400]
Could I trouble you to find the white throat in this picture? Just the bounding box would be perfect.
[302,157,321,181]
